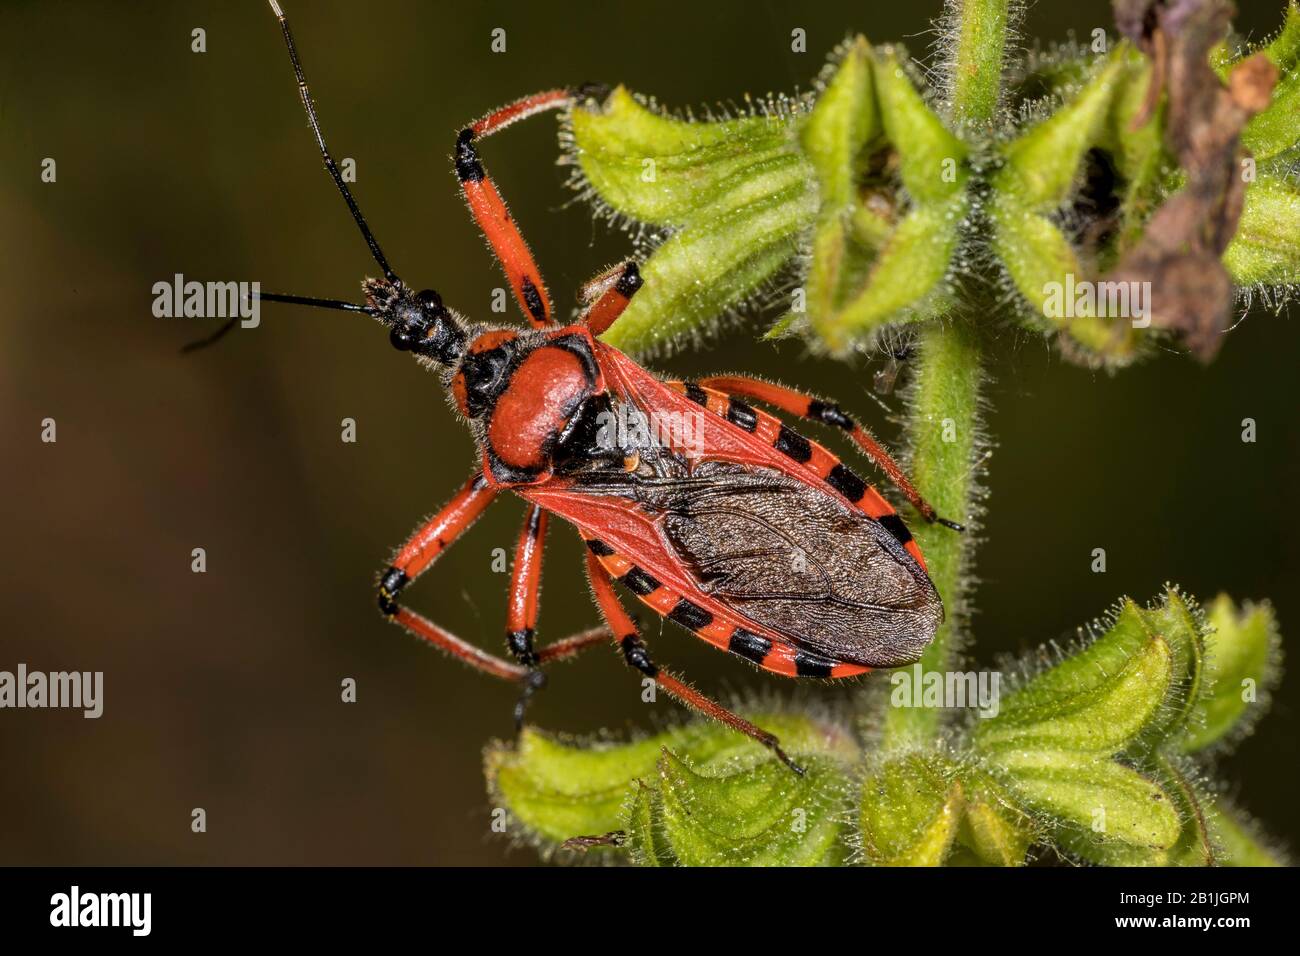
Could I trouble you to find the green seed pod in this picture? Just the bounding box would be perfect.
[1100,48,1167,253]
[990,54,1143,362]
[810,51,969,346]
[823,199,965,344]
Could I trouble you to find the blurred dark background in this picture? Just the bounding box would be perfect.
[0,1,1294,865]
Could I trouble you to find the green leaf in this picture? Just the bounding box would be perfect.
[821,197,965,342]
[1224,173,1300,285]
[973,599,1173,754]
[801,37,879,211]
[858,752,962,866]
[487,726,681,844]
[997,55,1125,210]
[569,85,817,353]
[1176,595,1282,753]
[625,782,676,867]
[873,52,969,203]
[994,751,1182,853]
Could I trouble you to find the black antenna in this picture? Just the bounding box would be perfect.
[181,318,239,354]
[180,291,376,353]
[257,291,377,313]
[267,0,398,284]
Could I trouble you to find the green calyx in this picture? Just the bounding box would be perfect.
[488,587,1284,867]
[563,4,1300,366]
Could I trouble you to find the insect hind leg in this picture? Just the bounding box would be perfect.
[583,551,805,775]
[699,375,965,531]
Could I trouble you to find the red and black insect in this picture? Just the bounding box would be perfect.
[228,1,962,774]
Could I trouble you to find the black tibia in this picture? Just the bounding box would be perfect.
[377,567,409,616]
[512,669,546,730]
[505,629,537,666]
[619,634,658,677]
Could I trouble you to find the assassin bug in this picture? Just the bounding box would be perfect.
[232,1,963,774]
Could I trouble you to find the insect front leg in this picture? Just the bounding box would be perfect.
[582,552,805,775]
[577,260,644,335]
[378,477,610,713]
[699,375,965,531]
[376,472,531,680]
[454,88,604,327]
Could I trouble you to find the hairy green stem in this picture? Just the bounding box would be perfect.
[880,1,1001,746]
[883,322,984,745]
[947,0,1012,127]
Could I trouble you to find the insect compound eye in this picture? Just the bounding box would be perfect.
[389,324,416,352]
[416,289,444,313]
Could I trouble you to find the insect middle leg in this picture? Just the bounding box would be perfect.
[583,551,805,775]
[504,504,593,725]
[378,473,607,686]
[698,375,964,530]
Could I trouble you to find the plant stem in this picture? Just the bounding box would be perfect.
[882,322,984,746]
[947,0,1012,128]
[879,2,1002,746]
